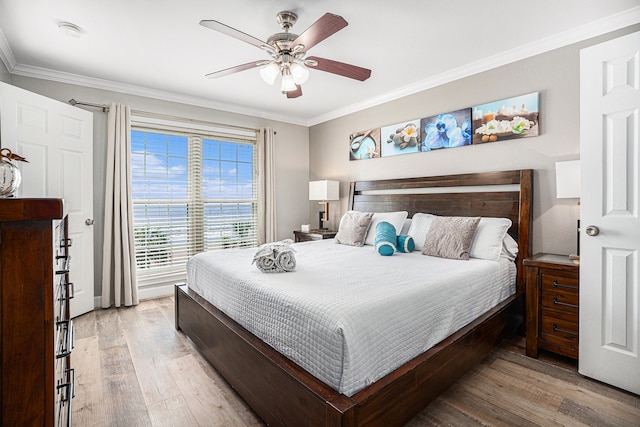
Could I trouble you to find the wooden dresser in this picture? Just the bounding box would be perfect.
[524,253,580,359]
[0,198,74,426]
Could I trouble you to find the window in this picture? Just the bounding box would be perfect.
[131,124,257,287]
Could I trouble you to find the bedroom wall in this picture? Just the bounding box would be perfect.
[8,76,310,299]
[309,24,640,257]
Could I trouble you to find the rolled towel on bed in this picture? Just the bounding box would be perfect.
[252,239,297,273]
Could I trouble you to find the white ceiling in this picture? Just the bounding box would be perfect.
[1,1,638,126]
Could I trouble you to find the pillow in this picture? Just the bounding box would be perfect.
[374,221,397,256]
[364,211,408,246]
[422,216,480,260]
[397,235,415,253]
[502,233,519,261]
[469,217,513,261]
[400,218,412,235]
[406,213,435,250]
[334,211,374,247]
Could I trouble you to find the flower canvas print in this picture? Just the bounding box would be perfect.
[420,108,471,151]
[472,92,539,144]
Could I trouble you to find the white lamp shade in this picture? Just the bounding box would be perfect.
[290,62,310,85]
[555,160,581,198]
[309,180,339,201]
[259,63,279,85]
[280,70,297,92]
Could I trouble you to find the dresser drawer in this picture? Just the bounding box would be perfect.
[541,274,579,314]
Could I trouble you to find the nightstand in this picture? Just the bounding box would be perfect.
[524,253,579,359]
[293,229,337,242]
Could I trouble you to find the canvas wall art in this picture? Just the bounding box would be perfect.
[349,92,540,160]
[349,128,381,160]
[380,120,421,157]
[420,108,471,151]
[472,92,539,144]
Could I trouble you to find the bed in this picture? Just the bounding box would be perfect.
[175,169,533,426]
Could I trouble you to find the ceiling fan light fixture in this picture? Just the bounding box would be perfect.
[290,62,310,85]
[259,62,280,85]
[280,69,297,92]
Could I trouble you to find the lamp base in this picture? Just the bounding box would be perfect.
[318,211,327,230]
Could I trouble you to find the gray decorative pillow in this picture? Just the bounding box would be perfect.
[335,211,374,247]
[422,216,481,260]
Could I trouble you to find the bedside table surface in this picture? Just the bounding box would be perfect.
[524,253,579,269]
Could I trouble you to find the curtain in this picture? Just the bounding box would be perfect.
[257,127,277,244]
[101,103,138,308]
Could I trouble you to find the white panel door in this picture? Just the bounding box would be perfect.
[0,82,94,318]
[579,31,640,394]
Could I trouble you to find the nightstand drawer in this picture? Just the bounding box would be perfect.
[541,274,579,314]
[541,309,578,356]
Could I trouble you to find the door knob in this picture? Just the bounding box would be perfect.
[585,225,599,236]
[85,219,95,226]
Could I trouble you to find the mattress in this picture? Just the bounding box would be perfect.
[187,239,516,396]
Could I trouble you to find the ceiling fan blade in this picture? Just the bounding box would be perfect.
[291,13,348,52]
[200,20,272,52]
[286,85,303,98]
[205,61,264,79]
[306,56,371,81]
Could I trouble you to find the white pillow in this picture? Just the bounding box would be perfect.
[400,218,412,235]
[501,233,519,261]
[406,213,435,250]
[469,217,512,261]
[364,211,408,245]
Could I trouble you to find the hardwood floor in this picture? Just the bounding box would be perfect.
[72,297,640,426]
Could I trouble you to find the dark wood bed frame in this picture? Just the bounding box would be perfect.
[175,169,533,426]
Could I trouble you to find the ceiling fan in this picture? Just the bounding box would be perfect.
[200,11,372,98]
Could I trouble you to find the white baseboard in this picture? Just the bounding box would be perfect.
[93,284,175,309]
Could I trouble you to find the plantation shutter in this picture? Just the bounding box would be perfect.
[130,117,257,288]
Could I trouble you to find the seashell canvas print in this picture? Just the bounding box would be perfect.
[349,128,381,160]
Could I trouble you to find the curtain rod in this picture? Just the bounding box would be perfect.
[67,99,259,134]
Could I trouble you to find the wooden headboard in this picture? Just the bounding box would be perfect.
[348,169,533,292]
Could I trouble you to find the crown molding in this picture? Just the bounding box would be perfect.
[307,6,640,126]
[0,26,16,72]
[8,63,309,126]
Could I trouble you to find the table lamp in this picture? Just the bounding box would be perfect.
[309,180,339,230]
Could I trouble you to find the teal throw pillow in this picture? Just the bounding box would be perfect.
[397,235,415,253]
[375,221,397,256]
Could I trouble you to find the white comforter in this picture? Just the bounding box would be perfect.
[187,239,516,396]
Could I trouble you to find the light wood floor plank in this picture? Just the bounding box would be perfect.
[490,357,640,425]
[72,297,640,426]
[166,353,252,426]
[122,305,190,406]
[72,335,109,426]
[147,394,198,427]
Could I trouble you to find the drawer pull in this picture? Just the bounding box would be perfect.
[553,297,578,309]
[553,279,578,290]
[553,324,578,337]
[58,281,74,301]
[56,320,74,359]
[57,368,75,400]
